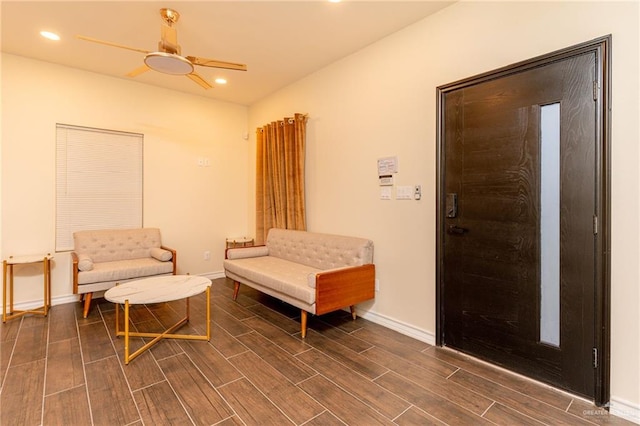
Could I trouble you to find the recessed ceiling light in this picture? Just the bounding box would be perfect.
[215,78,227,85]
[40,31,60,41]
[328,0,341,3]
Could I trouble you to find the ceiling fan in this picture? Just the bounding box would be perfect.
[77,8,247,89]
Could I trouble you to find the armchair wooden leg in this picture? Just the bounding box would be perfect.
[350,305,357,320]
[301,310,308,338]
[82,292,93,318]
[233,282,241,300]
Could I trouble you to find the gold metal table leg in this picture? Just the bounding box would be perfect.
[9,263,14,316]
[2,261,7,323]
[43,257,50,316]
[207,286,211,339]
[116,286,211,365]
[124,300,130,365]
[115,301,120,335]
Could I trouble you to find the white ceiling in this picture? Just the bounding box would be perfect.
[1,1,453,105]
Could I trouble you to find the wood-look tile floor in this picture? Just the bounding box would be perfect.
[0,278,633,426]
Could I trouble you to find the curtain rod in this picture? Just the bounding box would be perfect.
[257,113,309,131]
[286,114,308,124]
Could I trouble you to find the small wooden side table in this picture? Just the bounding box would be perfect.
[2,254,53,322]
[226,237,254,249]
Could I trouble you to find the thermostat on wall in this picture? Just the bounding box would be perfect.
[379,175,393,186]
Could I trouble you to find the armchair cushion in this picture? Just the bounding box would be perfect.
[76,258,174,285]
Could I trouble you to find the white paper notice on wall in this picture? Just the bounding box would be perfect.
[380,187,392,200]
[377,156,398,175]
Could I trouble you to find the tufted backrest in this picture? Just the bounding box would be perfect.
[73,228,163,262]
[266,228,373,270]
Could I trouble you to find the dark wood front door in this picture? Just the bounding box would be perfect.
[437,37,611,403]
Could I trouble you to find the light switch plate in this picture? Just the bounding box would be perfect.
[380,187,392,200]
[396,186,413,200]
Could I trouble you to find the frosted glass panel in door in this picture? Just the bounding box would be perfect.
[540,102,560,347]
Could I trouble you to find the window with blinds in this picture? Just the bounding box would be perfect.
[56,124,143,251]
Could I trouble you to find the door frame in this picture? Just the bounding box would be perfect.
[435,35,611,406]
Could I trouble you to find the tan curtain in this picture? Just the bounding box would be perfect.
[256,113,307,244]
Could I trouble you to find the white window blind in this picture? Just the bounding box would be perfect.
[56,124,143,251]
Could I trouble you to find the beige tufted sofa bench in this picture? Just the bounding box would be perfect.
[71,228,176,317]
[224,228,375,337]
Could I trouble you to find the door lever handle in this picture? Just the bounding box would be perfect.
[447,225,468,234]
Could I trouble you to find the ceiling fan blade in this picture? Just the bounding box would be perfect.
[77,35,150,54]
[126,64,150,77]
[186,56,247,72]
[187,72,213,90]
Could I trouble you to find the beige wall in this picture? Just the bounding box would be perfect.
[1,54,250,303]
[249,0,639,417]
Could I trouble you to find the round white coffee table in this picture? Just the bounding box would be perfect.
[104,275,211,364]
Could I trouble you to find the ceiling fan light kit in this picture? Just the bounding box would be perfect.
[77,8,247,89]
[144,52,194,75]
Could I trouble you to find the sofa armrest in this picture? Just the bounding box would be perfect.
[314,264,375,315]
[71,251,80,294]
[161,245,177,275]
[150,247,173,261]
[225,245,268,260]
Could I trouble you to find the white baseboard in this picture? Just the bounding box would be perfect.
[203,271,226,280]
[610,397,640,424]
[355,308,436,346]
[3,272,228,315]
[51,294,80,306]
[2,294,78,314]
